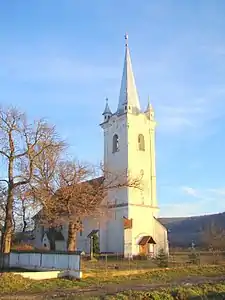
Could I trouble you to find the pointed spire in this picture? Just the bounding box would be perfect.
[145,95,153,111]
[117,34,141,114]
[145,95,150,112]
[145,95,154,120]
[102,98,112,116]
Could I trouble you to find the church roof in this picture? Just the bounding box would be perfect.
[117,34,141,114]
[102,98,112,115]
[33,176,104,221]
[154,216,167,230]
[87,229,99,238]
[138,235,156,245]
[46,230,65,242]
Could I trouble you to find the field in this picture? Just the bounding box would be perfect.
[1,251,225,299]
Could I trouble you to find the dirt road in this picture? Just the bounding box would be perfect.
[1,275,225,299]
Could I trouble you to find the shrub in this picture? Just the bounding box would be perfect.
[0,273,32,293]
[155,248,169,267]
[11,243,34,251]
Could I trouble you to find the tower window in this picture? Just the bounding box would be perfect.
[112,134,119,153]
[138,134,145,151]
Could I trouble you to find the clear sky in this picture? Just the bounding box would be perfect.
[0,0,225,217]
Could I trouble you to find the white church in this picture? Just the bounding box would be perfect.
[34,35,168,257]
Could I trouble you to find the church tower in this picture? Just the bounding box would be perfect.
[100,35,167,257]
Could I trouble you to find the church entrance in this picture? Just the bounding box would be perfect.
[138,236,156,256]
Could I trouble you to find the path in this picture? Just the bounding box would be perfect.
[1,275,225,299]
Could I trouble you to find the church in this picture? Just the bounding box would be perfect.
[34,35,168,257]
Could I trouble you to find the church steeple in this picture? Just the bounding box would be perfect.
[117,34,141,115]
[102,98,112,122]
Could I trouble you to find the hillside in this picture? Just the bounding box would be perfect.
[159,212,225,248]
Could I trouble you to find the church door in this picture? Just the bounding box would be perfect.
[139,244,148,255]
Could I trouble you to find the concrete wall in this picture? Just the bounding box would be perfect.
[9,251,81,271]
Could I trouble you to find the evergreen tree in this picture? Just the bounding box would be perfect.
[92,233,100,254]
[155,248,169,267]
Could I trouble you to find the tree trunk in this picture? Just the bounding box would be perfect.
[1,189,14,253]
[67,222,77,251]
[22,204,27,233]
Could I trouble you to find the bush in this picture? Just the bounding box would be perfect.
[11,243,34,251]
[0,273,32,293]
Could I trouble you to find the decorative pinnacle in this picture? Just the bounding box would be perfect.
[125,33,128,47]
[148,95,150,106]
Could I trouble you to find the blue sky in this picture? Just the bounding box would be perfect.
[1,0,225,217]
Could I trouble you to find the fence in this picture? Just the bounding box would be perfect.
[0,250,81,272]
[80,250,225,273]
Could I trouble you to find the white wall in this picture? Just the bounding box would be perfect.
[9,251,81,271]
[153,218,169,255]
[76,216,99,253]
[55,241,67,251]
[101,206,127,254]
[34,223,43,249]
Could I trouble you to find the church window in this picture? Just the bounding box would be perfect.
[112,134,119,152]
[138,134,145,151]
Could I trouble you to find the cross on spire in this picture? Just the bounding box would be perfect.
[125,33,128,47]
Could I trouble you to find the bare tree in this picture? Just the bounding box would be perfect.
[33,159,142,251]
[0,184,7,229]
[13,186,38,232]
[0,106,65,253]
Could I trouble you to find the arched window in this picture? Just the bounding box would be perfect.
[138,134,145,151]
[112,134,119,153]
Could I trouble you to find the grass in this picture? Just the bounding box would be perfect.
[1,264,225,295]
[81,250,225,271]
[83,264,225,283]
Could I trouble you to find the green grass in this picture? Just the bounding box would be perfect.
[1,265,225,295]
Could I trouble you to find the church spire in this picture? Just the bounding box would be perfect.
[117,34,141,115]
[102,98,112,122]
[145,95,155,121]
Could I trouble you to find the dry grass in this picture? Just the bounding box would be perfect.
[81,250,225,273]
[1,264,225,295]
